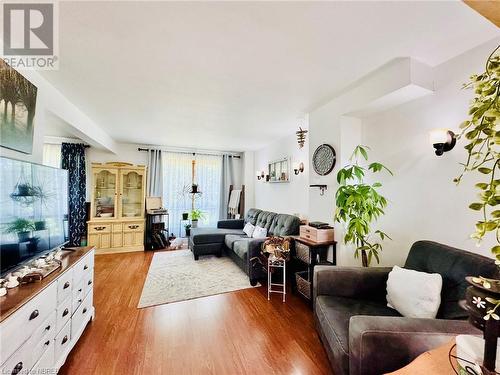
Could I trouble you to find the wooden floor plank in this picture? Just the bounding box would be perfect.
[59,251,332,375]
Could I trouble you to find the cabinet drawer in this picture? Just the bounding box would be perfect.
[71,292,93,340]
[123,221,144,232]
[57,269,73,304]
[0,281,57,362]
[300,225,334,242]
[31,311,56,353]
[88,224,111,233]
[72,279,85,313]
[31,340,55,375]
[56,295,72,333]
[73,250,94,283]
[0,338,33,375]
[54,320,71,365]
[32,319,56,368]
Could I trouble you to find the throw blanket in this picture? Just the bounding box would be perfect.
[228,189,241,216]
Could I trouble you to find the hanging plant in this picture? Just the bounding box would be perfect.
[455,45,500,259]
[334,145,393,267]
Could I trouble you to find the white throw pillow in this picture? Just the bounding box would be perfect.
[252,226,268,239]
[243,222,255,237]
[386,266,442,319]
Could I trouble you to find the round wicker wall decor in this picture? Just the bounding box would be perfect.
[312,144,336,176]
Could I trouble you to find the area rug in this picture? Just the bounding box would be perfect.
[138,250,259,308]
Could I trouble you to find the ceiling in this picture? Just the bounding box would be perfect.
[40,1,499,152]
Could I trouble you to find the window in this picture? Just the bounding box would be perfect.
[162,152,222,236]
[42,143,61,168]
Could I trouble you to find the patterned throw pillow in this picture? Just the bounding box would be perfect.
[252,226,268,239]
[243,222,255,237]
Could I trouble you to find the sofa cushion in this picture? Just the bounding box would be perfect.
[315,295,400,374]
[269,214,300,236]
[233,238,253,260]
[404,241,498,319]
[224,234,247,250]
[245,209,262,225]
[191,228,244,245]
[255,211,277,230]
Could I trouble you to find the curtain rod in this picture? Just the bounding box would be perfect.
[137,147,241,159]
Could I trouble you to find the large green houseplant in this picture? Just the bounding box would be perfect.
[335,145,393,267]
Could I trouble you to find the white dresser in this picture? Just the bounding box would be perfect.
[0,247,95,374]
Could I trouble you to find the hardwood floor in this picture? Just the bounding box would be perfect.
[59,250,333,375]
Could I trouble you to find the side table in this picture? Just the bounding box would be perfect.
[268,254,286,302]
[291,236,336,306]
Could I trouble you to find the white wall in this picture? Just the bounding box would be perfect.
[361,38,500,266]
[254,133,309,217]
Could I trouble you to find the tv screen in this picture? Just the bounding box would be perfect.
[0,157,68,275]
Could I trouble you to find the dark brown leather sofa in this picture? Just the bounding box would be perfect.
[313,240,498,375]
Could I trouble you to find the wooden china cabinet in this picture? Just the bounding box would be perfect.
[87,162,147,254]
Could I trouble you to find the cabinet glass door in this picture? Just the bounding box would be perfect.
[93,169,118,219]
[120,170,144,218]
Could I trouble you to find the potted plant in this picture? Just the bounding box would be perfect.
[184,223,192,237]
[455,46,500,372]
[334,145,393,267]
[190,209,205,228]
[4,218,35,242]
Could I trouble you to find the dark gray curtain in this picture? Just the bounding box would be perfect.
[219,154,235,219]
[147,149,163,197]
[61,143,87,246]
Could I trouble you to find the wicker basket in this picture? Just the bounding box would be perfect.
[295,271,311,300]
[295,242,311,264]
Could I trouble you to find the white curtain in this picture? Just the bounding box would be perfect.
[162,152,222,237]
[42,144,61,168]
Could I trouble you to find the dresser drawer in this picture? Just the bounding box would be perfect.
[56,295,72,333]
[0,282,57,362]
[88,223,111,233]
[73,250,94,283]
[31,311,56,352]
[57,269,73,304]
[0,336,33,375]
[300,225,334,242]
[71,292,93,340]
[32,318,56,368]
[72,279,85,313]
[123,221,144,232]
[31,340,55,375]
[54,320,71,365]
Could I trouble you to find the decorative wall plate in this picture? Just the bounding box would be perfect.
[312,144,336,176]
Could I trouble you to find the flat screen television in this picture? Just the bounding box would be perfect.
[0,157,69,275]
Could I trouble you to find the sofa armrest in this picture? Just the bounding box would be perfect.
[313,266,391,303]
[247,238,266,259]
[217,219,244,230]
[349,315,480,375]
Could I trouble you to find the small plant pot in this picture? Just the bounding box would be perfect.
[185,228,191,237]
[191,220,198,229]
[17,184,31,196]
[17,232,31,242]
[34,221,46,231]
[191,184,198,193]
[182,213,189,220]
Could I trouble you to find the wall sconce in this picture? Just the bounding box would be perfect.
[429,129,456,156]
[293,162,305,175]
[256,170,265,180]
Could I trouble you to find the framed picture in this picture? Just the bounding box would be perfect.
[0,60,38,154]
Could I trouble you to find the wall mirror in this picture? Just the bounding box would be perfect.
[268,157,290,183]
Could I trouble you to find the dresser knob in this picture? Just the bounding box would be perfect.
[78,288,82,292]
[45,325,51,331]
[61,335,68,345]
[88,280,92,286]
[63,281,70,289]
[84,265,88,270]
[29,309,39,320]
[78,299,82,303]
[12,361,23,374]
[82,307,87,314]
[44,340,50,346]
[62,308,69,317]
